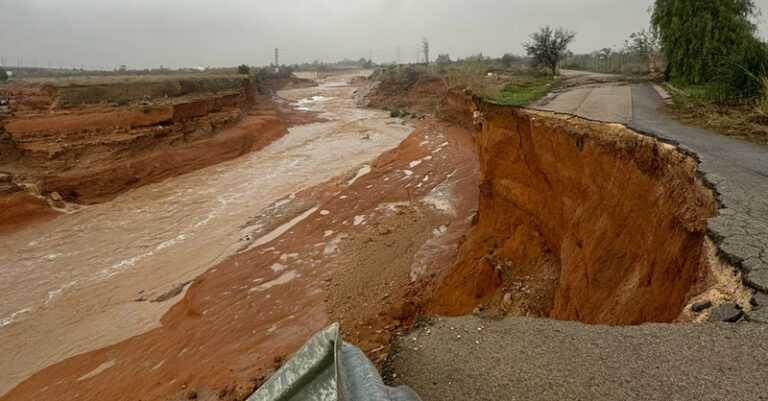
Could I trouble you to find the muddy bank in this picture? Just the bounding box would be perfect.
[429,95,748,325]
[0,181,59,235]
[0,78,292,205]
[0,114,477,401]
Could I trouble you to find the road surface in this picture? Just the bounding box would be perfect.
[535,70,768,294]
[385,70,768,401]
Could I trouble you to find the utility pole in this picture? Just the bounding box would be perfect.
[422,38,429,64]
[396,46,400,64]
[274,48,279,73]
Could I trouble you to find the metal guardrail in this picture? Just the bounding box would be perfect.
[248,323,422,401]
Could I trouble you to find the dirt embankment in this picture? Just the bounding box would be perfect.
[365,75,450,117]
[0,113,478,401]
[0,78,295,231]
[429,93,748,325]
[0,180,59,236]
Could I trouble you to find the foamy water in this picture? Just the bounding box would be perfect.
[0,74,412,331]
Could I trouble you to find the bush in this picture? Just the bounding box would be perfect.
[237,64,250,75]
[709,37,768,99]
[653,0,760,86]
[0,68,7,82]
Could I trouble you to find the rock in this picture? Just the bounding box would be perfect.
[0,173,11,183]
[707,303,744,323]
[745,292,768,324]
[691,300,713,312]
[50,191,62,201]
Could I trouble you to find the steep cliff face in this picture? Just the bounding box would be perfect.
[0,79,289,204]
[430,99,717,325]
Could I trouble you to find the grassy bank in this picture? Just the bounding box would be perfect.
[366,61,559,116]
[665,82,768,145]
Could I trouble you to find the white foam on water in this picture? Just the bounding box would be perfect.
[245,207,319,251]
[0,307,33,328]
[348,165,372,186]
[249,270,298,292]
[270,263,287,273]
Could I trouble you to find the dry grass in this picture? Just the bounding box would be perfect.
[667,81,768,145]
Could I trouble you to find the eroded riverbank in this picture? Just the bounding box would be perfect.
[0,73,413,395]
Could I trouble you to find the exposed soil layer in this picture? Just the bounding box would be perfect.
[0,117,478,401]
[0,78,291,205]
[0,78,413,396]
[0,183,59,235]
[365,76,450,116]
[429,94,731,325]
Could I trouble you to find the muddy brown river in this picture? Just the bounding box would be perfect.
[0,73,412,395]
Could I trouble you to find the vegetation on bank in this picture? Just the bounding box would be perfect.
[665,82,768,145]
[367,58,560,115]
[649,0,768,144]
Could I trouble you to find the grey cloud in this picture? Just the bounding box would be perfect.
[2,0,768,69]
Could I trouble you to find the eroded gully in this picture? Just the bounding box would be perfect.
[0,73,412,395]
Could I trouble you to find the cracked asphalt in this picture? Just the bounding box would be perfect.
[536,71,768,299]
[382,73,768,401]
[629,82,768,295]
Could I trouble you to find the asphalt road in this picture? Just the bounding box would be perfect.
[385,316,768,401]
[534,71,768,295]
[382,73,768,401]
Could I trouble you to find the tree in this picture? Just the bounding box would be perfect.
[651,0,760,84]
[0,67,7,82]
[436,54,452,64]
[523,26,576,75]
[237,64,250,75]
[501,53,515,69]
[623,29,660,73]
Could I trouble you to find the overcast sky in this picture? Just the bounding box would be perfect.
[3,0,768,70]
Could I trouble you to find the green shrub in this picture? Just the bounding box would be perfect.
[709,37,768,99]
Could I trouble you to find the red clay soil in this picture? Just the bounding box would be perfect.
[428,97,716,325]
[0,118,478,401]
[0,185,59,235]
[366,77,450,116]
[36,97,287,204]
[0,79,296,204]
